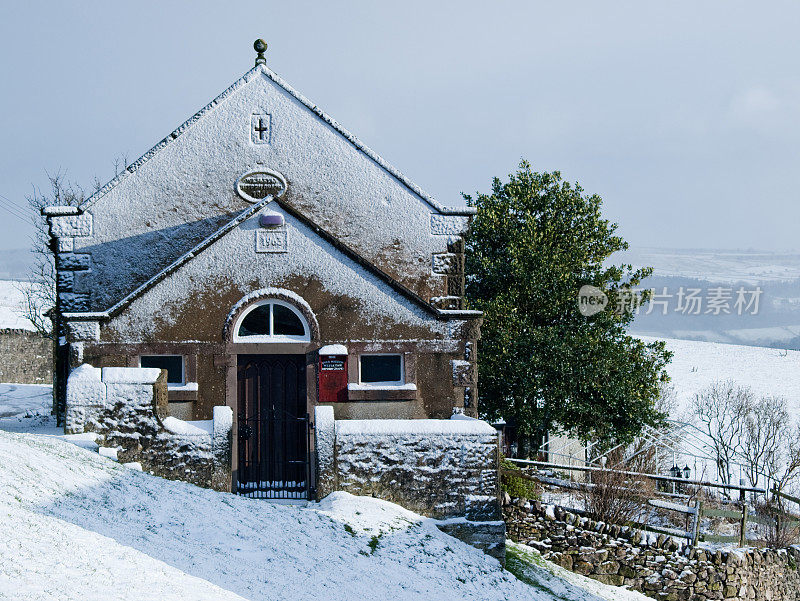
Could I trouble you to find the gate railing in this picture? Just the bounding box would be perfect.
[237,411,314,500]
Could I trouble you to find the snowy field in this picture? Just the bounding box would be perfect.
[0,279,41,331]
[640,336,800,416]
[0,390,648,600]
[633,336,800,489]
[0,384,51,419]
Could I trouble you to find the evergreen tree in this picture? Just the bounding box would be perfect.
[464,161,671,447]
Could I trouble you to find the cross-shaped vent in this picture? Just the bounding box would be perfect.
[251,113,271,144]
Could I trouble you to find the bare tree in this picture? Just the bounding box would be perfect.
[753,424,800,547]
[692,381,754,486]
[766,423,800,498]
[580,449,654,526]
[740,395,787,489]
[21,173,85,337]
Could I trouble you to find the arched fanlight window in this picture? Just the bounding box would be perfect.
[233,299,310,342]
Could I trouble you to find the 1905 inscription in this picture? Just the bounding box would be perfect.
[256,229,288,253]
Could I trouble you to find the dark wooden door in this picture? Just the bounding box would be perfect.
[236,354,310,499]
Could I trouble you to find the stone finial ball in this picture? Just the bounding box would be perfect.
[254,39,268,53]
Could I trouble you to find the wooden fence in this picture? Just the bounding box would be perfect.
[502,465,800,548]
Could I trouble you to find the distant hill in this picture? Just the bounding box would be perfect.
[614,247,800,285]
[0,248,35,281]
[614,247,800,350]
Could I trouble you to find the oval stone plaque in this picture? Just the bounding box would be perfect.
[235,169,287,203]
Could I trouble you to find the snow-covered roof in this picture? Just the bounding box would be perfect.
[79,64,474,217]
[63,200,480,321]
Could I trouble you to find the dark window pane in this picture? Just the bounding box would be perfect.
[238,305,270,337]
[361,355,402,383]
[273,304,305,336]
[140,355,183,384]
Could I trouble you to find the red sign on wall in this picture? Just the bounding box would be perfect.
[319,354,348,402]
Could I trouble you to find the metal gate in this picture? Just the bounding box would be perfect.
[236,354,313,500]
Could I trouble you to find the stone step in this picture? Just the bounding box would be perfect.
[97,446,119,461]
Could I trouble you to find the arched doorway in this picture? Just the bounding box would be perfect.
[227,294,317,499]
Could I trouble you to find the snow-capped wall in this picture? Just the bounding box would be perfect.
[506,501,800,601]
[314,409,503,559]
[315,408,500,520]
[65,364,232,491]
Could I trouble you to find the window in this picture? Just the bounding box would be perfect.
[234,300,310,342]
[140,355,184,385]
[359,354,403,385]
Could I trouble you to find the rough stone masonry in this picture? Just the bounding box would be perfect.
[0,329,52,384]
[505,500,800,601]
[315,406,506,562]
[65,364,232,491]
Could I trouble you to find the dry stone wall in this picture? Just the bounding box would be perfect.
[0,330,52,384]
[505,500,800,601]
[314,406,505,562]
[65,364,232,491]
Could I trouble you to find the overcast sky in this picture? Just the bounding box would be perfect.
[0,1,798,252]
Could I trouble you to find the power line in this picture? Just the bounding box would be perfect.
[0,199,30,222]
[0,191,28,211]
[0,196,29,221]
[0,201,30,225]
[0,192,32,222]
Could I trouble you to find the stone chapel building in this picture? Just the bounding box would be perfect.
[45,41,484,499]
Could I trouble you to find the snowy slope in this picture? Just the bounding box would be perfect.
[506,542,650,601]
[0,427,597,601]
[615,247,800,285]
[0,280,42,331]
[640,336,800,415]
[0,384,51,418]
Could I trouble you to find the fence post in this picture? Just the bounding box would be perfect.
[693,500,703,547]
[739,504,748,547]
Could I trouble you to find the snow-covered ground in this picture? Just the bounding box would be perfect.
[0,388,650,601]
[640,336,800,415]
[0,280,41,331]
[633,336,800,490]
[0,383,51,418]
[0,429,518,601]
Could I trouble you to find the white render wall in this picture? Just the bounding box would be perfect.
[103,204,450,341]
[72,66,468,311]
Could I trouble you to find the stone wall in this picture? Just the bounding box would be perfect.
[315,406,505,562]
[0,329,52,384]
[65,364,232,491]
[505,500,800,601]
